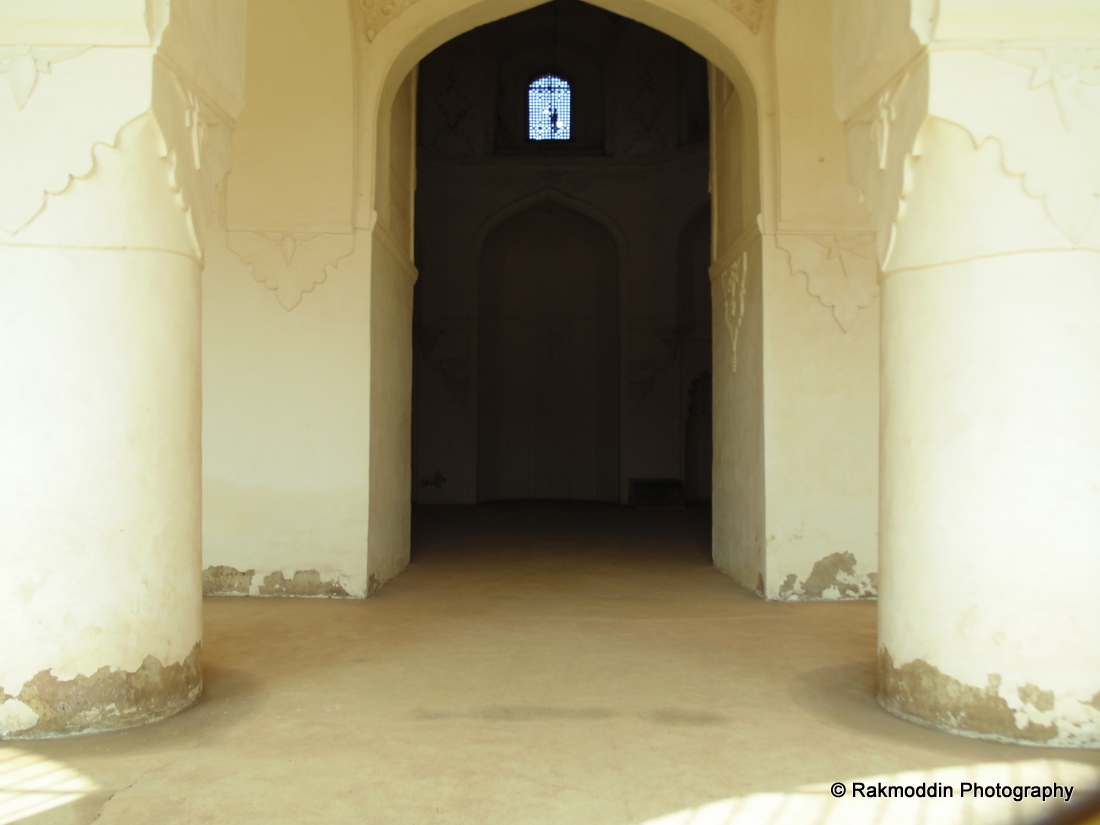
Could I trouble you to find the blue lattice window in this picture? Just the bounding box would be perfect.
[528,75,571,140]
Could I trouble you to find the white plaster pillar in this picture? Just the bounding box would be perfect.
[837,2,1100,745]
[0,2,244,738]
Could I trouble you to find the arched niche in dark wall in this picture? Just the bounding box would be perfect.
[478,200,619,502]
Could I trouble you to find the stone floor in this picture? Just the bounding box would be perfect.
[4,504,1100,825]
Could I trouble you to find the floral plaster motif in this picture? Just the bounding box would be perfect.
[949,49,1100,245]
[717,251,748,371]
[627,326,680,404]
[709,0,766,35]
[0,46,87,110]
[997,48,1100,130]
[416,322,471,406]
[778,234,879,333]
[359,0,419,41]
[228,232,356,310]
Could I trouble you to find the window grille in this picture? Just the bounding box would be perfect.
[528,75,571,140]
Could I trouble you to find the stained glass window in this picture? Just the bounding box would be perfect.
[528,75,571,140]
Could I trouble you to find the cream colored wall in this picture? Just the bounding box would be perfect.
[202,0,878,604]
[709,0,880,600]
[201,226,372,597]
[757,0,879,599]
[761,236,878,599]
[201,0,375,597]
[227,0,354,231]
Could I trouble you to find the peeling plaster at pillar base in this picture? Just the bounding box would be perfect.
[879,648,1100,748]
[0,642,202,740]
[202,564,253,594]
[260,570,350,597]
[202,566,360,598]
[776,552,878,600]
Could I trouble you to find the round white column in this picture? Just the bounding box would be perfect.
[879,251,1100,746]
[870,48,1100,746]
[0,36,228,736]
[0,245,203,738]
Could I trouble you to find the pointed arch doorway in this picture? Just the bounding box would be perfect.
[364,0,767,587]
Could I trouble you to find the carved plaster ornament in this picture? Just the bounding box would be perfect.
[628,326,680,404]
[998,48,1100,130]
[777,234,879,333]
[935,49,1100,245]
[359,0,419,42]
[626,67,666,154]
[184,89,213,170]
[720,251,748,371]
[416,323,471,404]
[0,46,87,110]
[844,66,926,270]
[629,358,661,404]
[0,47,229,258]
[707,0,766,35]
[870,74,909,171]
[228,232,356,311]
[431,78,475,154]
[151,67,233,253]
[0,47,154,235]
[435,79,469,131]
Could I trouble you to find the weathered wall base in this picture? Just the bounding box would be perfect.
[202,565,362,598]
[0,643,202,740]
[879,649,1100,748]
[776,551,878,601]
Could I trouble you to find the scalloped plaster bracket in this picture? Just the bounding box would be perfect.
[0,46,155,235]
[848,49,1100,266]
[228,231,357,310]
[0,51,230,258]
[777,234,879,333]
[0,111,201,257]
[929,48,1100,246]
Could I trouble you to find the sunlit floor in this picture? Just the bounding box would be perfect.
[4,504,1100,825]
